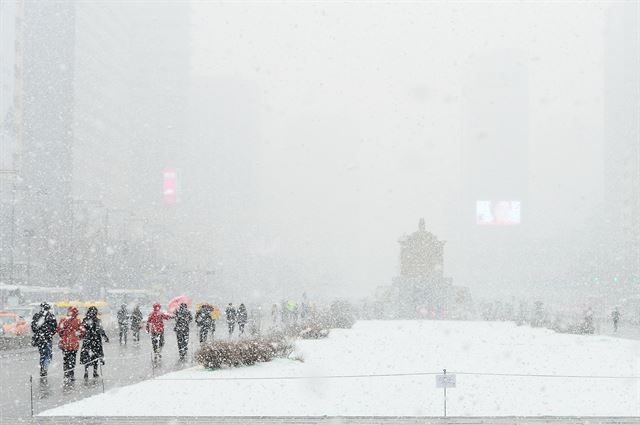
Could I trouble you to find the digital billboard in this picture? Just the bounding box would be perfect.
[476,201,521,225]
[163,168,178,204]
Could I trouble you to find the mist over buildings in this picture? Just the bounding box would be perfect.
[0,2,638,306]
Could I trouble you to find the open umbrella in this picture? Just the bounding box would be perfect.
[168,295,193,313]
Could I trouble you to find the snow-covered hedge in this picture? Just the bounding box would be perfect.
[195,336,294,370]
[280,299,355,339]
[282,322,330,339]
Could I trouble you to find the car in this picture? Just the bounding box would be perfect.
[0,311,29,337]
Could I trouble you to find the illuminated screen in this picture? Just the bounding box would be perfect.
[476,201,521,225]
[163,168,178,204]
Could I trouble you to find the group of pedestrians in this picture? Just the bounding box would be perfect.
[32,303,109,385]
[116,304,143,345]
[224,303,248,336]
[194,302,248,342]
[30,300,250,386]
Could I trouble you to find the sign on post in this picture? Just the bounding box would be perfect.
[436,373,456,388]
[436,369,455,417]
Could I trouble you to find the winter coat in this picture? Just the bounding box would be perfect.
[195,305,214,327]
[80,316,109,366]
[237,305,248,325]
[130,308,143,330]
[117,307,129,327]
[174,306,193,334]
[31,310,57,347]
[146,309,171,334]
[225,306,237,324]
[57,314,85,351]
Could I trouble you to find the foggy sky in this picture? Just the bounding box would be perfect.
[187,2,612,299]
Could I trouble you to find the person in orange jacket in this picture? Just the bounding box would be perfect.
[57,306,85,384]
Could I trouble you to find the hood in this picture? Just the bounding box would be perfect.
[68,306,79,318]
[153,303,161,312]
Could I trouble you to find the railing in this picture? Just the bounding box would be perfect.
[28,366,640,417]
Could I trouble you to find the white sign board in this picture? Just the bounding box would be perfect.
[436,374,456,388]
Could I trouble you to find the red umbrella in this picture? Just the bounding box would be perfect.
[168,295,192,313]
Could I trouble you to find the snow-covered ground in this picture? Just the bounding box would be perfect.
[40,320,640,416]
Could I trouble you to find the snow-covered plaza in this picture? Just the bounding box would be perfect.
[40,320,640,417]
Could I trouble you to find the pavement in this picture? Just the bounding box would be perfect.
[0,327,204,417]
[1,417,640,425]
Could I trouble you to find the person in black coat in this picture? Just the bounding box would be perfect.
[237,303,248,335]
[174,303,192,360]
[130,305,143,342]
[225,303,237,337]
[195,303,215,343]
[80,306,109,379]
[117,304,129,345]
[31,303,57,377]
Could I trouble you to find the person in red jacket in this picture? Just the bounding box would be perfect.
[57,306,85,384]
[146,303,172,360]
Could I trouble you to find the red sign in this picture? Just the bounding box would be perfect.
[163,168,178,204]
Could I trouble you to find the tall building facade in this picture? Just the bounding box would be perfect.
[0,0,18,283]
[185,76,261,299]
[604,3,640,286]
[5,1,191,291]
[71,2,191,294]
[17,1,76,286]
[457,51,530,291]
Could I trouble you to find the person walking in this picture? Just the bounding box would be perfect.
[612,308,621,333]
[174,303,192,361]
[237,303,248,335]
[225,303,237,337]
[130,305,143,342]
[146,303,172,361]
[271,303,278,325]
[57,306,85,385]
[31,302,57,378]
[117,304,129,345]
[80,306,109,379]
[195,303,215,343]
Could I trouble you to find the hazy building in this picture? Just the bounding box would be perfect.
[399,218,445,280]
[394,219,453,317]
[186,76,262,299]
[5,1,191,291]
[603,3,640,286]
[0,0,18,283]
[71,2,191,292]
[16,1,76,286]
[457,51,530,292]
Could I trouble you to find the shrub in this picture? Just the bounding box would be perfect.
[281,318,331,339]
[195,335,294,370]
[328,299,356,328]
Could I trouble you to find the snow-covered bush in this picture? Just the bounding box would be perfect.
[282,322,330,339]
[327,299,356,328]
[195,335,294,370]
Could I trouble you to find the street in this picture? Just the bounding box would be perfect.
[0,327,202,417]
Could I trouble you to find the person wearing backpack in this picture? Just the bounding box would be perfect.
[31,302,57,378]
